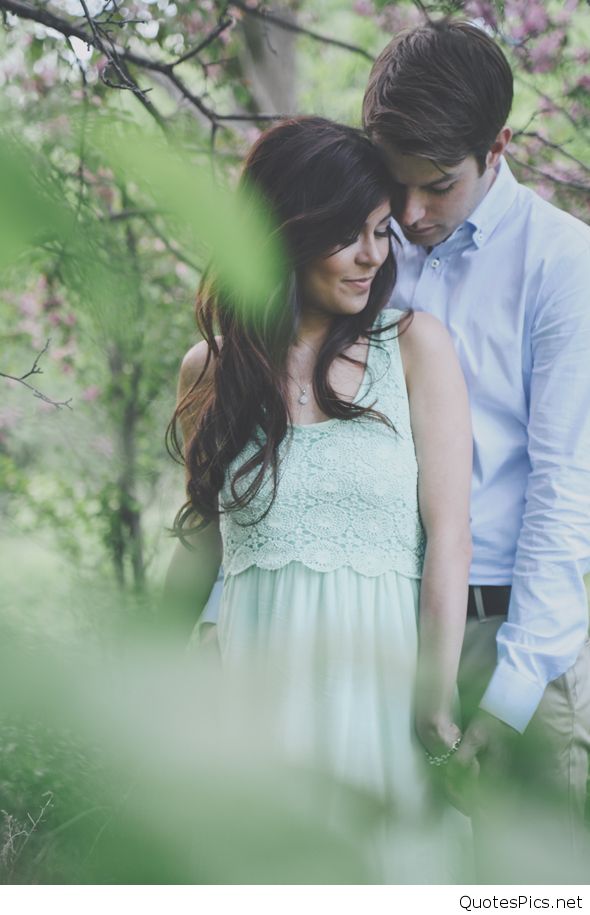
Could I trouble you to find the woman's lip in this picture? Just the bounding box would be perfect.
[343,277,374,287]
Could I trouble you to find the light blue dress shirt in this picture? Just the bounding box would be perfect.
[390,157,590,732]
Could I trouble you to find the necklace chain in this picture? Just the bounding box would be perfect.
[289,374,310,406]
[290,337,318,406]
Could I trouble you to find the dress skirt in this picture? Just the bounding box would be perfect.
[217,562,472,882]
[218,561,428,810]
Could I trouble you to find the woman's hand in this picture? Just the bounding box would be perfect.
[416,712,462,759]
[416,714,473,814]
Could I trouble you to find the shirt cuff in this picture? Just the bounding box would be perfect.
[479,663,546,733]
[198,570,223,628]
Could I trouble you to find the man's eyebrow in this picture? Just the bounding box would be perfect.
[394,173,456,189]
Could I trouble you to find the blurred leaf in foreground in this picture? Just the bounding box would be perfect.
[92,120,286,317]
[0,136,72,273]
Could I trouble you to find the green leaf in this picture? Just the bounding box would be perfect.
[92,119,286,315]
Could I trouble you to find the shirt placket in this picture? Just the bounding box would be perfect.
[411,250,447,322]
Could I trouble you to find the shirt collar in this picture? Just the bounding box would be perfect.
[465,156,519,249]
[391,157,519,254]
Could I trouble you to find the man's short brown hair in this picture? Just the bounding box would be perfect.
[362,19,513,171]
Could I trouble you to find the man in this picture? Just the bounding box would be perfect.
[362,18,590,840]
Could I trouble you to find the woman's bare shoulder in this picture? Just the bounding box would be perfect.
[179,337,221,395]
[397,311,459,385]
[399,311,452,356]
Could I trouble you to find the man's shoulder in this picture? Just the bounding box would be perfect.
[513,180,590,255]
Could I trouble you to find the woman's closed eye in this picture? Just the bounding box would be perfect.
[375,224,393,238]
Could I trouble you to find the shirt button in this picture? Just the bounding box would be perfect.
[430,258,441,269]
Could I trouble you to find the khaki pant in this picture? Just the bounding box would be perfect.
[458,618,590,879]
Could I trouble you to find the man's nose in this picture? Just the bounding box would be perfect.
[399,190,427,227]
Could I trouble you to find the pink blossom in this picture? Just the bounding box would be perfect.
[175,262,190,279]
[574,75,590,92]
[509,22,527,42]
[529,31,565,73]
[19,291,42,317]
[523,3,548,34]
[205,63,222,81]
[182,12,204,36]
[378,4,422,34]
[34,61,58,89]
[353,0,374,16]
[63,313,77,327]
[51,341,77,362]
[464,0,498,29]
[244,127,262,145]
[534,181,555,201]
[0,405,24,430]
[554,10,571,25]
[17,318,45,349]
[574,49,590,65]
[82,385,101,401]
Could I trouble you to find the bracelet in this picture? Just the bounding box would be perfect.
[425,735,462,767]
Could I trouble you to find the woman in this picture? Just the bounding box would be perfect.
[167,117,472,868]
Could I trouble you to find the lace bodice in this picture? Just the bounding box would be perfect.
[219,311,425,579]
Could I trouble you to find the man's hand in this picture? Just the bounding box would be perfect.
[198,622,220,657]
[445,710,518,815]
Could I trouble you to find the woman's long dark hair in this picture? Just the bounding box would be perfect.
[169,116,402,534]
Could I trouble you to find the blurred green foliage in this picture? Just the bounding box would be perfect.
[0,565,588,884]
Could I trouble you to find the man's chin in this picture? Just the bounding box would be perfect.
[403,226,445,246]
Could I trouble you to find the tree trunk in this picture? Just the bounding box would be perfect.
[237,3,302,115]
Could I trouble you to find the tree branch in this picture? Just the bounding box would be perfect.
[506,151,590,194]
[514,72,582,132]
[78,0,167,129]
[0,0,288,128]
[1,340,73,409]
[171,14,235,68]
[229,1,375,62]
[511,130,590,175]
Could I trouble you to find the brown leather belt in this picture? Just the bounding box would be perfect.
[467,585,511,620]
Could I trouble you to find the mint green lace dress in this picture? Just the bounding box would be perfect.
[218,310,470,883]
[216,313,464,878]
[218,310,467,883]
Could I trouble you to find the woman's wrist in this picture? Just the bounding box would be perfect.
[416,712,461,756]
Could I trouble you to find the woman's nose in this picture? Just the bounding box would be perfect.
[356,235,384,266]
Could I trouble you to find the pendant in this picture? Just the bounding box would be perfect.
[298,392,308,405]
